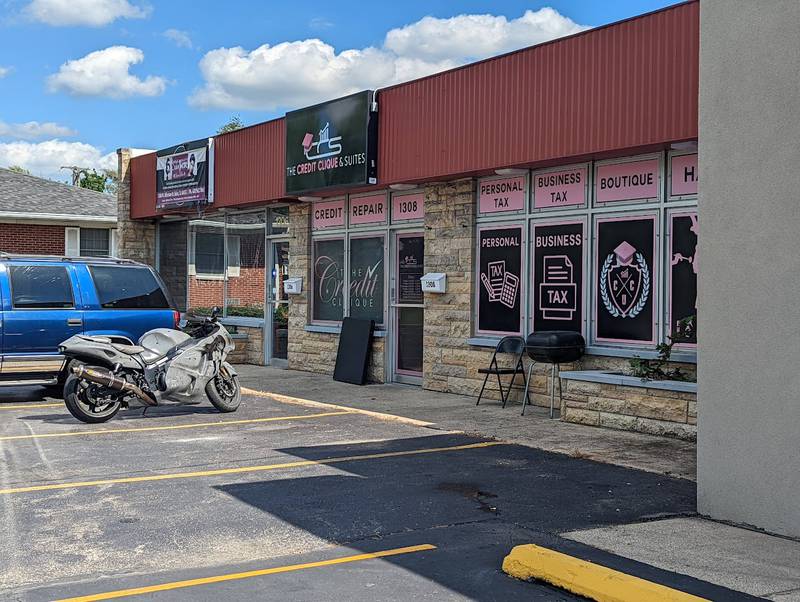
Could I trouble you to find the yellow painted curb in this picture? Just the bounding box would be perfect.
[502,544,709,602]
[241,387,437,428]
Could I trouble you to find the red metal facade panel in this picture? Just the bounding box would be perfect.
[377,1,698,183]
[213,118,286,208]
[129,152,156,220]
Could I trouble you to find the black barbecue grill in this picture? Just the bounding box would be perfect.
[521,331,585,416]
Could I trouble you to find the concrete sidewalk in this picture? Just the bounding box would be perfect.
[236,365,696,480]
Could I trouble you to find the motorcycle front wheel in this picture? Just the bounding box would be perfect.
[63,374,122,423]
[206,368,241,413]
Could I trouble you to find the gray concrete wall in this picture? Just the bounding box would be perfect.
[698,0,800,537]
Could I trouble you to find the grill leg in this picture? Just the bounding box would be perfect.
[521,361,535,416]
[549,363,557,419]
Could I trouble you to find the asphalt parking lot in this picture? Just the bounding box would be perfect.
[0,384,712,601]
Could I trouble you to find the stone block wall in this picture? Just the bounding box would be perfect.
[228,326,265,365]
[561,378,697,440]
[117,148,156,266]
[285,202,385,382]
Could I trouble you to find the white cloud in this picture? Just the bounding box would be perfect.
[0,139,116,180]
[163,28,192,49]
[308,17,333,31]
[384,9,587,62]
[24,0,150,27]
[190,8,588,111]
[0,66,11,78]
[47,46,168,99]
[0,120,77,140]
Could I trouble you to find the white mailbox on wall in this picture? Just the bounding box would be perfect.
[420,273,446,293]
[284,277,303,295]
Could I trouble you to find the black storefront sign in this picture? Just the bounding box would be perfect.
[398,235,424,303]
[670,213,698,343]
[156,138,209,209]
[478,226,522,334]
[312,239,344,322]
[595,216,656,343]
[285,90,378,195]
[532,221,584,333]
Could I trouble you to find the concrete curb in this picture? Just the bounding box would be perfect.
[502,544,709,602]
[241,387,438,429]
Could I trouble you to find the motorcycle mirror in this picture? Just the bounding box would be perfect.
[211,306,221,319]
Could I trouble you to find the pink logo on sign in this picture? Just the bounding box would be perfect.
[533,167,586,208]
[312,199,345,230]
[392,193,424,221]
[479,176,525,213]
[596,159,659,203]
[671,154,698,196]
[350,194,386,225]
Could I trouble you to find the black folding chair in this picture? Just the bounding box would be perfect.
[475,336,530,408]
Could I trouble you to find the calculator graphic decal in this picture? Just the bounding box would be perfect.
[480,260,519,309]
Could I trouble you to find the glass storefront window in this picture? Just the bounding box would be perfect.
[225,212,266,318]
[312,238,344,322]
[188,216,225,315]
[269,206,290,236]
[348,236,384,324]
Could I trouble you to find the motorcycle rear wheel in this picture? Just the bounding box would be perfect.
[63,374,122,423]
[206,370,241,413]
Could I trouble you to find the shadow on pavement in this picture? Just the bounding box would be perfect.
[215,433,697,600]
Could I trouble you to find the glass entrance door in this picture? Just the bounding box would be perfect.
[392,232,424,383]
[268,240,290,365]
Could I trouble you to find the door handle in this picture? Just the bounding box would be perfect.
[67,318,83,327]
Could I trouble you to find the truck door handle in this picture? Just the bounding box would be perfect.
[67,318,83,327]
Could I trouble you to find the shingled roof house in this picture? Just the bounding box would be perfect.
[0,167,117,257]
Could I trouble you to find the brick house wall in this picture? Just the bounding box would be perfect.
[0,223,65,254]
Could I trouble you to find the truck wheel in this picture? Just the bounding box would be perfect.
[206,370,241,413]
[63,374,121,423]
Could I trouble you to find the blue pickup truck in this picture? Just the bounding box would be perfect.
[0,254,178,386]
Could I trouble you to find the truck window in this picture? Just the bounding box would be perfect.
[89,266,170,309]
[9,265,74,309]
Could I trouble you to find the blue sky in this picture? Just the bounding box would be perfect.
[0,0,680,179]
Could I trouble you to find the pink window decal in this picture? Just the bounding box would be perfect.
[392,193,424,221]
[478,176,525,213]
[533,167,587,208]
[311,199,345,230]
[670,154,698,197]
[596,159,659,203]
[349,194,386,225]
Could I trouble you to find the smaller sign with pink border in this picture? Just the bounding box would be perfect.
[670,154,698,197]
[595,159,659,203]
[349,194,386,225]
[533,166,587,209]
[392,193,424,221]
[479,176,525,213]
[311,199,345,230]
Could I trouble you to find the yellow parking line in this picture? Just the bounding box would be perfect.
[0,411,352,442]
[0,403,63,410]
[56,544,437,601]
[502,544,709,602]
[0,441,501,495]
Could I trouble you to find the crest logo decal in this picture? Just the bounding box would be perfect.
[600,241,650,318]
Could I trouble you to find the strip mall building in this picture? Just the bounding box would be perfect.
[120,0,800,541]
[120,1,699,438]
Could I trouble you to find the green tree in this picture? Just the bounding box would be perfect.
[7,165,31,175]
[103,169,119,196]
[217,115,244,134]
[78,169,108,192]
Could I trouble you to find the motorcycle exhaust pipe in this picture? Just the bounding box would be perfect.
[72,365,158,406]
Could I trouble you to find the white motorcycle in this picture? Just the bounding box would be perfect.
[58,308,240,423]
